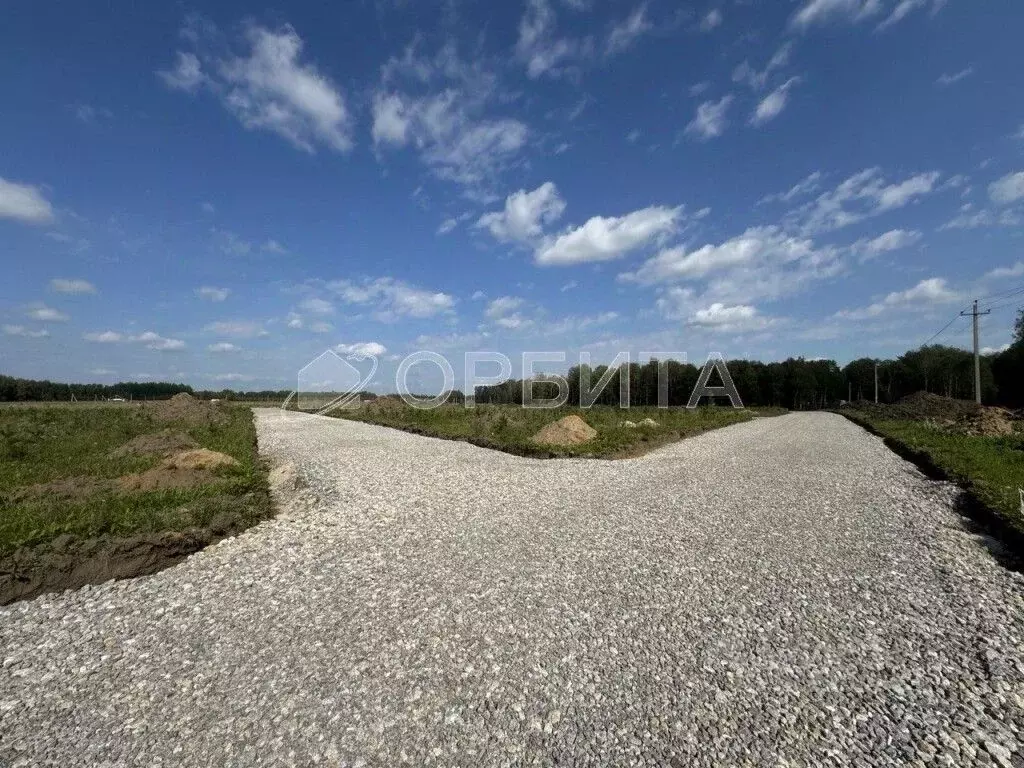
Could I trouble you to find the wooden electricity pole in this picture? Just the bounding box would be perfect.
[961,299,991,405]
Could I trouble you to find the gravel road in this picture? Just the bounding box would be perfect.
[3,411,1024,767]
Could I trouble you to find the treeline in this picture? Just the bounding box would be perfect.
[0,376,303,403]
[6,319,1024,408]
[475,344,1012,410]
[0,375,195,402]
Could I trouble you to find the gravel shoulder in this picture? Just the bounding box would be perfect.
[2,410,1023,767]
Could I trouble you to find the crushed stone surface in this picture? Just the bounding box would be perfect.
[2,410,1023,767]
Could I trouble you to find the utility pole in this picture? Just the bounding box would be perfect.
[961,299,991,405]
[874,362,879,404]
[848,381,852,404]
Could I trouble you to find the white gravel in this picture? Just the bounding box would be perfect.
[2,410,1024,767]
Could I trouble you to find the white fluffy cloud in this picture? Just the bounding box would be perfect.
[989,172,1024,205]
[936,67,974,87]
[791,0,945,30]
[686,95,733,140]
[485,296,532,330]
[620,226,824,285]
[208,342,240,353]
[84,329,184,349]
[371,45,528,192]
[700,9,723,31]
[834,277,961,320]
[84,330,123,343]
[733,44,792,91]
[607,6,653,55]
[195,286,230,302]
[688,303,776,333]
[157,52,205,92]
[27,304,68,322]
[160,24,352,153]
[50,278,96,294]
[0,177,54,224]
[515,0,589,79]
[785,167,941,235]
[329,277,455,320]
[335,342,387,358]
[477,182,566,243]
[299,297,335,315]
[854,228,922,259]
[204,320,268,338]
[750,78,801,126]
[4,325,49,338]
[535,205,682,266]
[132,331,186,351]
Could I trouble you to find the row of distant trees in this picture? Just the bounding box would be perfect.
[5,311,1024,408]
[0,376,298,403]
[476,340,1024,410]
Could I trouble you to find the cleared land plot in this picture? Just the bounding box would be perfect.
[0,396,272,603]
[2,411,1023,766]
[330,400,785,458]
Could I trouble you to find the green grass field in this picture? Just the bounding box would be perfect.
[0,402,271,555]
[844,411,1024,537]
[330,402,784,458]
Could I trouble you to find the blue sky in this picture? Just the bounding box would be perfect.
[2,0,1023,392]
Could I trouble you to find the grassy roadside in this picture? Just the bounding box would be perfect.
[330,401,786,458]
[840,408,1024,543]
[0,400,272,557]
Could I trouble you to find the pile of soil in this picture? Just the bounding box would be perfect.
[146,392,227,426]
[849,391,1018,437]
[4,476,114,504]
[117,449,239,493]
[363,395,408,413]
[109,430,198,458]
[849,391,981,422]
[895,391,983,421]
[960,408,1015,437]
[532,414,598,446]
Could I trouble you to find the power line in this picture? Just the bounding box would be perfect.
[979,283,1024,303]
[982,299,1024,314]
[920,313,967,347]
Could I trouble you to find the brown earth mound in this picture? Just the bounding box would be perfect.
[849,391,1019,437]
[363,395,407,413]
[849,391,981,422]
[109,430,199,458]
[4,476,114,504]
[532,414,598,446]
[960,409,1015,437]
[116,449,239,492]
[895,391,982,421]
[146,392,227,426]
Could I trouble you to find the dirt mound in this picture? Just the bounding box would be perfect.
[4,476,113,504]
[163,449,239,471]
[110,430,199,458]
[532,414,598,446]
[960,409,1015,437]
[895,391,981,421]
[850,392,981,422]
[146,392,227,426]
[363,395,407,413]
[116,449,238,492]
